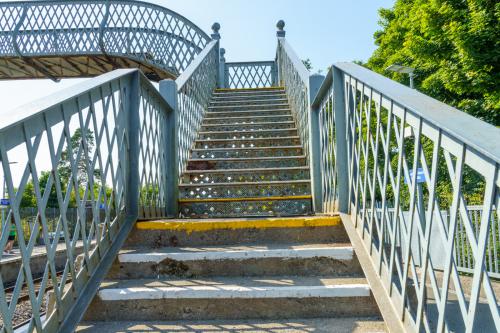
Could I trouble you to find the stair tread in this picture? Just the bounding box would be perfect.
[192,146,302,151]
[77,317,387,333]
[188,155,306,162]
[202,121,295,127]
[210,98,288,104]
[118,243,354,263]
[98,276,370,296]
[199,128,298,134]
[208,104,290,110]
[196,136,300,142]
[180,180,310,187]
[183,166,309,174]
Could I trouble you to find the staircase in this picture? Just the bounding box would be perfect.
[77,87,386,332]
[179,87,313,218]
[78,217,386,332]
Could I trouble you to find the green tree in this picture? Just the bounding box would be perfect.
[367,0,500,125]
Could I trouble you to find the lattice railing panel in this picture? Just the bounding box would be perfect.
[0,69,172,332]
[0,1,210,79]
[276,39,311,161]
[312,62,500,332]
[176,40,218,174]
[225,61,277,89]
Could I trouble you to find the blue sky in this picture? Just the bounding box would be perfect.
[0,0,394,111]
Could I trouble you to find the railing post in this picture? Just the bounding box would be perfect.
[308,73,325,213]
[219,48,226,88]
[126,71,140,219]
[159,79,179,218]
[332,66,349,213]
[211,22,222,88]
[276,20,285,85]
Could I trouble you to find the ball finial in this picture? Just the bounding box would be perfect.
[220,48,226,56]
[276,20,286,37]
[276,20,285,31]
[212,22,221,33]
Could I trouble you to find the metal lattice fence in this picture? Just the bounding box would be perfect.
[0,68,173,332]
[225,61,277,89]
[0,0,210,80]
[310,62,500,332]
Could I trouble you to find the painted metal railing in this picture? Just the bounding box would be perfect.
[174,39,219,175]
[275,36,311,167]
[223,61,277,89]
[0,69,174,332]
[0,0,210,80]
[311,62,500,332]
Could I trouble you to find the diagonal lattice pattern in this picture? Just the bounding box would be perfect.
[313,62,500,332]
[0,1,210,80]
[225,61,277,89]
[276,39,311,162]
[0,69,172,332]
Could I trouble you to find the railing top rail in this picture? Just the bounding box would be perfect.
[0,0,210,42]
[176,39,218,90]
[0,68,171,139]
[277,37,309,85]
[314,62,500,164]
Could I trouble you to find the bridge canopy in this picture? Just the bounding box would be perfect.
[0,0,211,81]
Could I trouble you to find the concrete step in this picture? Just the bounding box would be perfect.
[205,108,291,118]
[77,317,387,333]
[203,114,293,125]
[198,128,298,140]
[214,87,285,95]
[194,136,301,149]
[186,156,306,170]
[210,98,288,106]
[190,146,303,159]
[200,121,296,131]
[124,216,350,247]
[208,103,290,112]
[107,243,362,279]
[181,166,310,183]
[179,180,311,200]
[212,92,286,101]
[84,276,379,321]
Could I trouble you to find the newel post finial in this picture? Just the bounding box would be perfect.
[220,48,226,62]
[276,20,285,37]
[211,22,221,40]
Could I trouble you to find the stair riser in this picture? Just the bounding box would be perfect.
[179,199,312,218]
[198,130,298,140]
[201,122,295,131]
[205,110,291,118]
[107,256,363,280]
[179,183,311,200]
[194,138,301,148]
[187,158,306,170]
[208,104,290,111]
[125,225,349,247]
[203,115,293,125]
[181,169,310,183]
[210,99,288,107]
[84,297,380,321]
[190,147,303,159]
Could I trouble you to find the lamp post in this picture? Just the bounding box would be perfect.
[386,64,415,89]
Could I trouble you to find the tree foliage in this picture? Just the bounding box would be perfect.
[367,0,500,125]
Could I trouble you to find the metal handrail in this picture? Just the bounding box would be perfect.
[0,69,174,332]
[310,61,500,332]
[0,0,210,80]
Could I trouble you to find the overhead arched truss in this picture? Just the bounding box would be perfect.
[0,0,211,81]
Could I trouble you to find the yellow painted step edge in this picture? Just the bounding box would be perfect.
[178,195,312,203]
[136,216,341,232]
